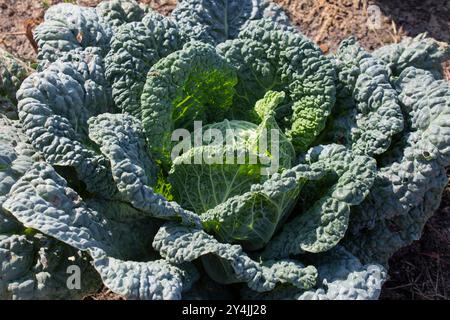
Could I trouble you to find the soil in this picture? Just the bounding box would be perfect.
[275,0,450,52]
[1,0,449,300]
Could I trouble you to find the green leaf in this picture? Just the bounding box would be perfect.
[322,38,404,156]
[263,144,376,258]
[105,11,183,117]
[345,67,450,264]
[373,33,450,77]
[16,50,116,198]
[140,41,238,168]
[172,0,289,45]
[218,20,336,152]
[88,113,201,226]
[3,163,194,300]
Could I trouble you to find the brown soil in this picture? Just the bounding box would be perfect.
[275,0,450,52]
[0,0,449,300]
[83,286,125,300]
[380,173,450,300]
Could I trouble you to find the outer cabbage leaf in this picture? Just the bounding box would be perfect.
[322,38,404,157]
[0,117,41,233]
[105,11,183,117]
[262,144,376,258]
[373,33,450,77]
[0,117,101,300]
[140,41,237,167]
[0,233,101,300]
[3,163,196,300]
[218,19,336,152]
[243,247,386,300]
[0,48,29,105]
[345,67,450,264]
[16,50,116,198]
[0,49,30,119]
[88,113,201,226]
[153,222,318,292]
[96,0,150,31]
[172,0,289,45]
[34,3,111,68]
[200,143,375,252]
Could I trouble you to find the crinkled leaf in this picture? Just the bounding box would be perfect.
[0,48,30,108]
[323,38,404,156]
[3,163,194,300]
[141,41,237,167]
[105,11,183,117]
[0,117,41,233]
[34,3,111,68]
[88,113,201,226]
[0,119,101,299]
[218,19,336,152]
[345,67,450,263]
[373,33,450,77]
[17,51,116,198]
[0,233,101,300]
[97,0,150,31]
[172,0,289,45]
[263,144,376,258]
[243,247,386,300]
[153,222,318,292]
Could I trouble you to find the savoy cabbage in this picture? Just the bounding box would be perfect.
[0,0,449,300]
